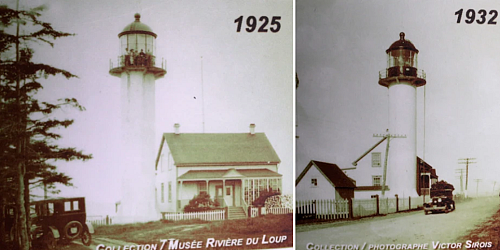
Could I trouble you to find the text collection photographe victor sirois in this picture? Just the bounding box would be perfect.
[305,240,493,250]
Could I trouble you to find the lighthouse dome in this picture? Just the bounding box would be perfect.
[386,32,418,53]
[118,13,157,38]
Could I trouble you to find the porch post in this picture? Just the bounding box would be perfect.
[252,179,255,204]
[206,180,208,194]
[179,181,183,210]
[223,179,226,206]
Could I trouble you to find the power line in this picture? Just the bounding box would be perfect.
[455,168,465,194]
[458,158,476,198]
[474,179,482,197]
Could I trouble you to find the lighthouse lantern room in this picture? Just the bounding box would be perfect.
[110,13,166,78]
[379,32,425,87]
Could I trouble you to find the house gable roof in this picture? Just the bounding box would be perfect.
[155,132,281,167]
[296,160,356,188]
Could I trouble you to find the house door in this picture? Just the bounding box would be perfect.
[224,186,234,207]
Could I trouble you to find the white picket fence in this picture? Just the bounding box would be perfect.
[249,206,293,217]
[296,199,349,220]
[87,215,113,226]
[163,209,225,221]
[267,207,293,214]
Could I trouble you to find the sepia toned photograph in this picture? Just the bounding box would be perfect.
[296,0,500,249]
[1,0,293,249]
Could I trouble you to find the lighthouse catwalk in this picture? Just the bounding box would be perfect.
[109,14,166,223]
[378,32,426,198]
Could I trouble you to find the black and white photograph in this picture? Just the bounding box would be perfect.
[296,0,500,249]
[0,0,293,249]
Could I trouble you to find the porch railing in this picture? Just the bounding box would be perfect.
[240,196,249,217]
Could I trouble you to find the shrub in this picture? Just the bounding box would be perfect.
[252,190,280,207]
[183,193,220,212]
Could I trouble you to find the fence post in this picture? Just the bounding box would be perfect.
[408,196,411,210]
[348,198,353,219]
[395,194,399,212]
[376,195,380,215]
[106,215,110,225]
[224,207,228,219]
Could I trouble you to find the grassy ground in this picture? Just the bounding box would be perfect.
[95,214,293,249]
[456,207,500,249]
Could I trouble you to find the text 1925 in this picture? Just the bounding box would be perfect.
[455,9,498,24]
[234,16,281,33]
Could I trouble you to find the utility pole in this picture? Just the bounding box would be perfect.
[458,158,476,198]
[374,130,406,196]
[455,169,465,194]
[474,179,482,197]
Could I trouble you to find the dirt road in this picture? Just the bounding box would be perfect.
[296,197,500,250]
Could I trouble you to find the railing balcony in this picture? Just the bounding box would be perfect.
[109,54,167,78]
[378,67,426,87]
[379,67,426,79]
[109,54,166,71]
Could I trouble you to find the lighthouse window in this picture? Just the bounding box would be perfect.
[120,36,128,55]
[137,34,146,53]
[372,176,382,186]
[128,34,137,51]
[146,35,154,55]
[372,152,381,167]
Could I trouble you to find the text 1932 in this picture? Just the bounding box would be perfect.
[455,9,498,24]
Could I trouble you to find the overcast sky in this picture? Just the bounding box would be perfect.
[297,0,500,196]
[8,0,293,215]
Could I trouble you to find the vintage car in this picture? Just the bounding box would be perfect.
[423,196,455,215]
[30,197,94,249]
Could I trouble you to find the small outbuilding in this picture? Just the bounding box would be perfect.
[296,160,356,200]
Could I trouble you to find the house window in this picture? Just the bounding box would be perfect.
[311,178,318,187]
[372,152,381,167]
[168,153,173,171]
[160,153,165,172]
[161,183,165,203]
[373,175,382,186]
[168,182,172,202]
[198,182,207,194]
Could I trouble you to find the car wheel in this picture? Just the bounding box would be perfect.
[81,230,92,246]
[45,231,57,250]
[63,221,83,240]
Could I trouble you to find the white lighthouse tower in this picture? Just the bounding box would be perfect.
[109,13,166,223]
[378,32,426,198]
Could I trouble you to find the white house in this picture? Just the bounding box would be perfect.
[155,124,282,218]
[296,160,356,201]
